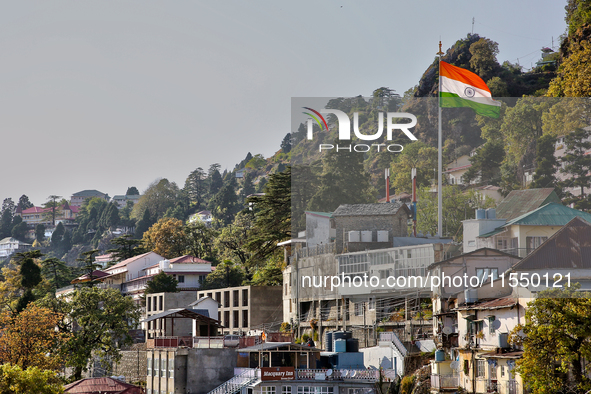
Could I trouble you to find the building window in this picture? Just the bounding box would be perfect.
[153,297,157,311]
[169,358,174,378]
[154,358,159,376]
[476,359,486,378]
[369,297,375,310]
[178,275,185,283]
[234,290,239,307]
[215,292,221,303]
[261,386,276,394]
[297,387,333,394]
[224,291,230,307]
[242,289,248,306]
[242,310,248,328]
[224,311,230,327]
[500,365,505,377]
[490,363,497,380]
[161,358,167,377]
[282,387,292,394]
[147,297,152,312]
[159,296,163,311]
[354,302,363,316]
[147,357,152,376]
[233,310,239,328]
[526,236,548,253]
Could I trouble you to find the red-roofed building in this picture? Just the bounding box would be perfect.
[64,377,142,394]
[16,203,79,226]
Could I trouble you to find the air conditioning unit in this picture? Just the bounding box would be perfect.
[361,231,372,242]
[348,231,360,243]
[377,230,389,242]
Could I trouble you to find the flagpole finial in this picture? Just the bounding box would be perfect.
[437,41,444,56]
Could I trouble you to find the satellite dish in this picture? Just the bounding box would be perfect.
[450,361,460,371]
[342,370,349,377]
[442,326,452,335]
[493,320,501,330]
[351,371,357,377]
[326,369,333,376]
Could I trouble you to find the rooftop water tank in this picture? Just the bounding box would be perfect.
[334,339,347,353]
[346,338,359,353]
[486,208,496,219]
[475,209,486,220]
[435,349,445,362]
[325,331,333,352]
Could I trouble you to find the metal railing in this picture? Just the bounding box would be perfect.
[506,380,518,394]
[296,369,379,381]
[430,374,459,389]
[207,368,259,394]
[193,336,224,348]
[292,242,336,260]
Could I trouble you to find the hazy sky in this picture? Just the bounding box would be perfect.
[1,1,566,205]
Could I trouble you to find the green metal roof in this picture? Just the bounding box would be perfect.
[495,188,561,221]
[305,211,333,218]
[505,202,591,227]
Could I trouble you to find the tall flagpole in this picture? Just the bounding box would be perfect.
[437,41,444,238]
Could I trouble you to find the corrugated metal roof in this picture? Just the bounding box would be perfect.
[332,202,409,216]
[64,377,142,393]
[495,188,561,220]
[512,217,591,270]
[505,203,591,226]
[455,297,517,311]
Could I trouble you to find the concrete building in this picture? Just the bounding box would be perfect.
[145,292,202,339]
[70,189,110,207]
[444,154,473,185]
[198,285,283,335]
[100,253,212,303]
[331,202,412,254]
[112,194,141,208]
[0,237,31,259]
[146,347,237,394]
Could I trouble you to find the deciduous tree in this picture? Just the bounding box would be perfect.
[142,218,187,259]
[39,287,140,381]
[514,285,591,393]
[0,304,68,371]
[0,364,63,394]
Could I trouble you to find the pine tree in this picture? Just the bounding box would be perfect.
[560,128,591,210]
[307,141,376,212]
[531,134,559,190]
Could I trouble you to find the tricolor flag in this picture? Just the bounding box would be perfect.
[439,61,501,118]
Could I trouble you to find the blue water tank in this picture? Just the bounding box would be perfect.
[343,331,353,340]
[435,349,445,362]
[326,332,333,352]
[486,208,496,219]
[334,339,347,352]
[476,209,486,219]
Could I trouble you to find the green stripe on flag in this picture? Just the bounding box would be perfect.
[439,92,500,119]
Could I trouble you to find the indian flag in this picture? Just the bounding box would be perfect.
[439,61,501,118]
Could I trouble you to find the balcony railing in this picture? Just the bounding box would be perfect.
[431,374,459,389]
[296,369,379,381]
